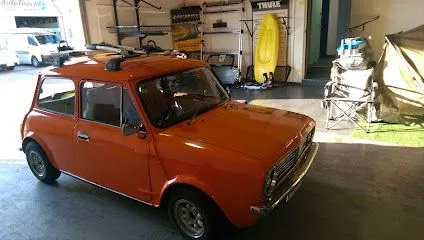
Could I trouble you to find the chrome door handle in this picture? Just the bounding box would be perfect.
[77,131,90,141]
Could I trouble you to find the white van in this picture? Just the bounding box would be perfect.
[0,36,19,71]
[3,28,72,67]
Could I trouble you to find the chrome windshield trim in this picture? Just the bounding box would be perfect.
[62,171,153,206]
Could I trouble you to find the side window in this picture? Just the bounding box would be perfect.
[27,36,38,46]
[81,82,121,126]
[37,78,75,116]
[122,88,142,126]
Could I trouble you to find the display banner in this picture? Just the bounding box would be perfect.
[250,0,289,12]
[171,6,201,52]
[0,0,60,17]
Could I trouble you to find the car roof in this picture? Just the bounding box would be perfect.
[41,54,208,83]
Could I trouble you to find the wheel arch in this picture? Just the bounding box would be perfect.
[31,55,42,67]
[22,135,58,169]
[22,136,37,153]
[158,180,230,225]
[160,182,209,207]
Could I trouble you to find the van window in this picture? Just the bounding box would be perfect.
[35,35,61,45]
[81,82,141,127]
[37,78,75,116]
[27,36,38,46]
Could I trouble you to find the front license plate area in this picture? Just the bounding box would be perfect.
[286,182,302,202]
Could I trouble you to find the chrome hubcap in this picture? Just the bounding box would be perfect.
[174,199,205,238]
[28,151,46,177]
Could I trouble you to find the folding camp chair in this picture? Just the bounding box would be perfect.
[207,54,240,85]
[323,60,375,133]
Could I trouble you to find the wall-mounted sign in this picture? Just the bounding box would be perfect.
[171,7,201,52]
[250,0,289,12]
[0,0,60,17]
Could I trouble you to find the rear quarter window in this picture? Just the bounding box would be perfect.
[37,77,75,116]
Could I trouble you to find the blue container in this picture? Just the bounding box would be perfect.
[337,39,366,51]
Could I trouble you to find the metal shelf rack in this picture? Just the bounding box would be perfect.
[200,0,245,75]
[108,0,171,48]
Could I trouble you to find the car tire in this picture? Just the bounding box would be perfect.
[25,141,61,184]
[6,66,15,71]
[168,188,222,240]
[31,56,41,68]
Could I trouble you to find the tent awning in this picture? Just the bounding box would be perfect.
[376,25,424,123]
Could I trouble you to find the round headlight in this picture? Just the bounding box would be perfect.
[264,169,275,196]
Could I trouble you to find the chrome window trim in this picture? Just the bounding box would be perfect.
[120,86,123,127]
[80,81,122,127]
[34,107,76,119]
[79,82,144,130]
[62,171,153,206]
[78,118,121,129]
[36,77,76,117]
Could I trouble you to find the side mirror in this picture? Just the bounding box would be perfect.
[122,123,138,136]
[122,123,147,139]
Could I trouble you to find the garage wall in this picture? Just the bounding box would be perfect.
[326,0,339,56]
[84,0,182,48]
[55,0,87,49]
[0,16,17,29]
[84,0,308,82]
[350,0,424,60]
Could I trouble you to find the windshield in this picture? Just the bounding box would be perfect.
[138,67,229,128]
[35,35,61,45]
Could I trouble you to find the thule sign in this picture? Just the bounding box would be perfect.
[250,0,288,11]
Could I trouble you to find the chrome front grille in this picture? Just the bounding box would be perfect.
[274,148,299,180]
[273,128,315,182]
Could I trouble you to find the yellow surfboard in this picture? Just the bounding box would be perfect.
[254,14,280,83]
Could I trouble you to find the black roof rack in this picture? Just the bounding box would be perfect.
[85,43,188,71]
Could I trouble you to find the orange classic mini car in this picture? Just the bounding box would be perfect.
[21,52,319,240]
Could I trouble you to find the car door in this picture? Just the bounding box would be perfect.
[32,77,77,171]
[73,80,152,202]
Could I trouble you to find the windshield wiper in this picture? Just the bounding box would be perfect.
[156,109,174,127]
[188,99,205,125]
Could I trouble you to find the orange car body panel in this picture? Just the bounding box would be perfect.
[21,55,316,228]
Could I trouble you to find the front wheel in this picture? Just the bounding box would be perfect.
[25,142,61,184]
[6,66,15,71]
[31,56,42,67]
[168,188,222,240]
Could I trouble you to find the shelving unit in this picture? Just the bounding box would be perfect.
[108,0,171,49]
[200,0,245,75]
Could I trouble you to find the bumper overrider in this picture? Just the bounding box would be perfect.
[250,142,319,216]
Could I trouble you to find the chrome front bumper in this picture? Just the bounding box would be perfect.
[250,142,319,216]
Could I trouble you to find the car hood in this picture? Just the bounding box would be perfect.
[162,101,315,166]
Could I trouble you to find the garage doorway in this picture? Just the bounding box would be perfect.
[306,0,351,78]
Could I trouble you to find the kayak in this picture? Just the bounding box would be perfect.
[254,14,279,83]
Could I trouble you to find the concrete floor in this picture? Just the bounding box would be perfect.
[1,66,423,239]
